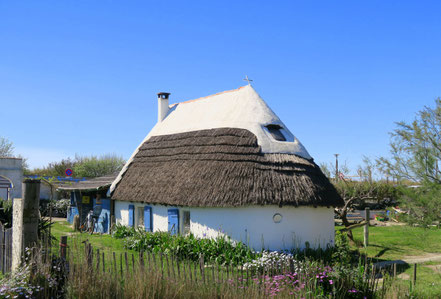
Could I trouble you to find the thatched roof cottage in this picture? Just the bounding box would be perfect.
[110,85,343,251]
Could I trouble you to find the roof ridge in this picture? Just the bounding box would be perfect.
[170,86,247,107]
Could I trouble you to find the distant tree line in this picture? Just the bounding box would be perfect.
[28,154,125,178]
[1,136,125,178]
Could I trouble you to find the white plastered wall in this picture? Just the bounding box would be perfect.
[115,201,335,251]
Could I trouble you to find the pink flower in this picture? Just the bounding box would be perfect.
[329,280,333,285]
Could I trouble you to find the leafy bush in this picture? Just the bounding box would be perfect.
[41,198,70,217]
[243,251,299,272]
[112,223,136,238]
[332,231,353,265]
[112,226,258,266]
[398,183,441,227]
[0,199,12,227]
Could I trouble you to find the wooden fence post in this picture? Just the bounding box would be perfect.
[193,261,198,284]
[86,243,93,268]
[120,253,123,277]
[182,260,186,281]
[188,261,192,282]
[211,263,215,283]
[124,252,129,273]
[0,223,4,273]
[96,249,100,271]
[113,252,117,274]
[413,263,417,286]
[171,255,175,279]
[152,253,156,271]
[364,207,370,247]
[139,251,144,272]
[102,252,105,272]
[60,236,67,260]
[200,255,205,283]
[166,254,170,278]
[176,257,180,279]
[160,252,164,277]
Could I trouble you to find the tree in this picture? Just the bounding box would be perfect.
[319,160,350,180]
[377,98,441,184]
[377,98,441,226]
[29,154,125,178]
[0,137,14,157]
[73,154,125,178]
[320,157,399,239]
[334,180,399,240]
[31,158,76,177]
[0,136,29,171]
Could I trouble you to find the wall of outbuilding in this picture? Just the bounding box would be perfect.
[115,201,335,251]
[0,158,23,200]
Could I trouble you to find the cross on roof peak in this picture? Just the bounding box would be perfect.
[243,75,253,85]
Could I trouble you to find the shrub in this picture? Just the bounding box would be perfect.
[113,227,258,266]
[111,223,136,238]
[0,199,12,227]
[332,231,353,265]
[243,251,299,272]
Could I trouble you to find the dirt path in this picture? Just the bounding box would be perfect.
[402,253,441,264]
[374,252,441,268]
[52,217,67,222]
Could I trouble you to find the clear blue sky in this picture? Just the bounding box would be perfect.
[1,1,440,175]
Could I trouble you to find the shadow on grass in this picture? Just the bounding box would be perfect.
[374,246,392,258]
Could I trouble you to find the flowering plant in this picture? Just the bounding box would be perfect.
[243,251,299,272]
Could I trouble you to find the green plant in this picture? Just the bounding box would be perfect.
[111,223,136,238]
[114,228,258,266]
[0,199,13,227]
[38,217,56,244]
[332,231,353,265]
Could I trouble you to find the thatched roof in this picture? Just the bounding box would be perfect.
[58,175,117,192]
[111,128,343,207]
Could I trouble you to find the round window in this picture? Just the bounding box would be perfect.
[273,213,283,223]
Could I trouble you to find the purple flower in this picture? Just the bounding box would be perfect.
[329,280,333,285]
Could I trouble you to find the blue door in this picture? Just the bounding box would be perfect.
[144,206,152,232]
[128,204,134,227]
[168,209,179,235]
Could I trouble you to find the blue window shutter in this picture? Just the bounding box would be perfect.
[144,206,152,232]
[167,209,179,235]
[128,204,134,227]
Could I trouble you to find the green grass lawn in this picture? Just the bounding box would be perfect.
[52,221,127,252]
[386,261,441,298]
[343,225,441,261]
[49,221,139,272]
[338,224,441,297]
